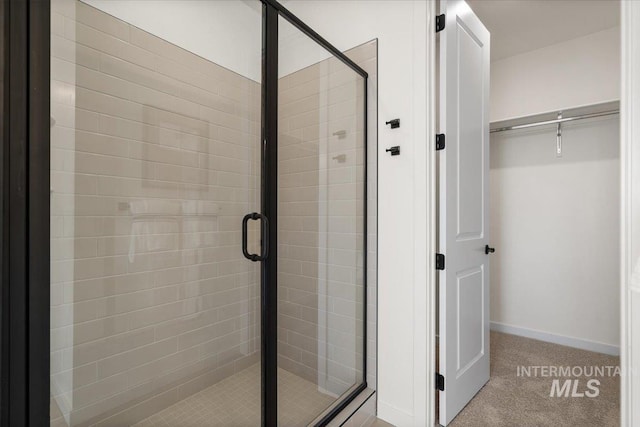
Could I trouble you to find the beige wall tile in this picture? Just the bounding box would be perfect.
[72,371,129,409]
[72,326,156,367]
[93,389,178,427]
[97,337,178,379]
[75,1,130,42]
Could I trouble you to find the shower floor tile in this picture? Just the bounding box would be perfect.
[133,364,335,427]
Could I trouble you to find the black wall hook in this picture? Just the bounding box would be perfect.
[386,146,400,156]
[385,119,400,129]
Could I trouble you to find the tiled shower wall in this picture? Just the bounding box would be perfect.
[50,1,261,425]
[277,41,377,396]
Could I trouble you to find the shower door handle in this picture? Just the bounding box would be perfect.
[242,212,269,262]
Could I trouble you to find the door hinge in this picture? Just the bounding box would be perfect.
[436,134,446,150]
[436,373,445,391]
[436,14,446,33]
[435,253,445,270]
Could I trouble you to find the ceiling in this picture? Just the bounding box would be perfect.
[466,0,620,62]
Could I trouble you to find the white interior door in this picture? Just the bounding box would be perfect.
[438,1,490,425]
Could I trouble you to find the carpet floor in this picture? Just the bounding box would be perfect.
[444,332,620,427]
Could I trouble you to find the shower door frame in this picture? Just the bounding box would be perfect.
[261,1,369,424]
[1,0,51,425]
[1,0,368,425]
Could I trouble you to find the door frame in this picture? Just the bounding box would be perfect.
[621,2,639,425]
[1,0,50,425]
[1,0,368,425]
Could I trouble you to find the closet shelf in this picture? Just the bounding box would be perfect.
[489,101,620,134]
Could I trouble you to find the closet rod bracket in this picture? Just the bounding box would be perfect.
[556,112,563,157]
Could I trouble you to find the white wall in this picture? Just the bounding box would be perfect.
[491,27,620,122]
[281,1,434,425]
[490,116,620,354]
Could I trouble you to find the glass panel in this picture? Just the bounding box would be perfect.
[277,16,367,425]
[49,1,262,425]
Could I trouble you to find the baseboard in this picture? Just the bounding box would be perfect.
[377,401,415,426]
[490,321,620,356]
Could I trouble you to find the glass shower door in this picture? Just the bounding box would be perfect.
[49,1,263,425]
[275,12,368,426]
[48,1,367,425]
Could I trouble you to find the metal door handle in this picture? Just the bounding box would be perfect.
[485,245,495,255]
[242,212,269,262]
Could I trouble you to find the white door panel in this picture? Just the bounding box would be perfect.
[438,1,491,425]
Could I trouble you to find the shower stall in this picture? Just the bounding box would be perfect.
[44,0,373,425]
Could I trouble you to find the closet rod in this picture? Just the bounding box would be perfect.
[490,109,619,133]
